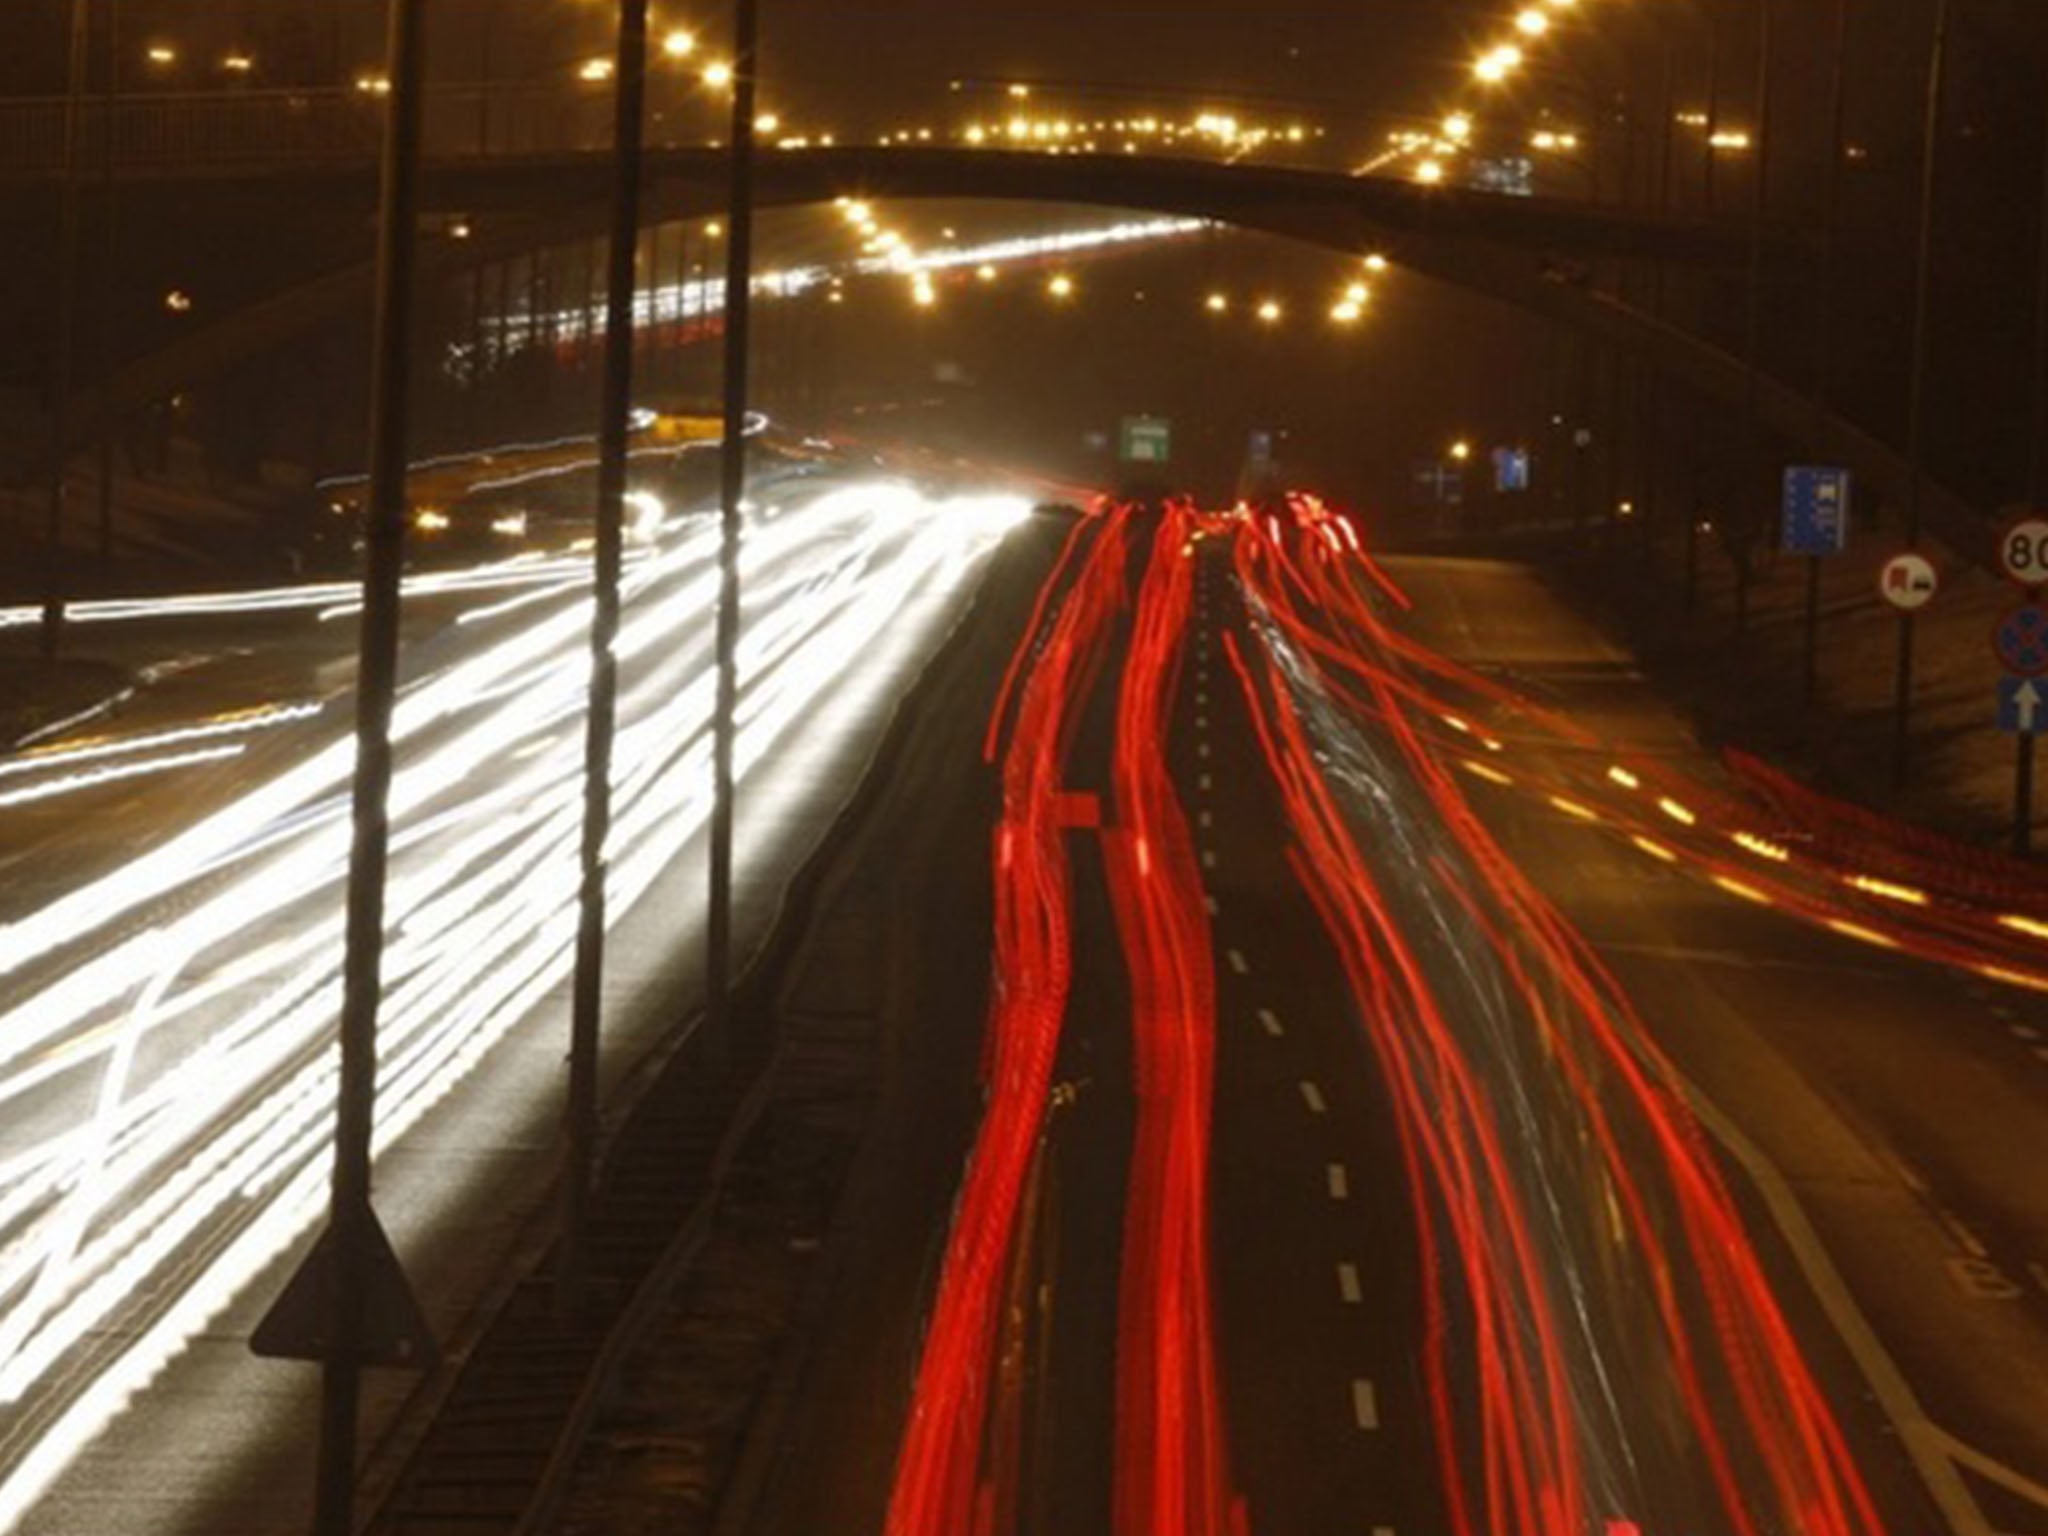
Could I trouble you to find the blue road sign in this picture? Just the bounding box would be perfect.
[1492,446,1530,493]
[1994,604,2048,677]
[1782,466,1851,556]
[2000,675,2046,734]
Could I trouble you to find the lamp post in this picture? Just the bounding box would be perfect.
[1735,0,1773,640]
[560,0,651,1322]
[42,0,92,658]
[707,0,760,1069]
[1896,0,1953,790]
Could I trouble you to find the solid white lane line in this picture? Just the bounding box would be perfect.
[1327,1163,1349,1200]
[1300,1081,1327,1114]
[1352,1378,1379,1430]
[1338,1263,1362,1304]
[1227,948,1250,975]
[1257,1008,1283,1037]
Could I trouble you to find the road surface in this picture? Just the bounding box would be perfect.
[737,500,2048,1536]
[0,463,1030,1535]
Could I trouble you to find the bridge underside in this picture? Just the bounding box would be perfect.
[75,146,1982,561]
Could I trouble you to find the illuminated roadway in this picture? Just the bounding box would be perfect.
[734,501,2048,1536]
[0,462,1029,1534]
[3,483,2046,1534]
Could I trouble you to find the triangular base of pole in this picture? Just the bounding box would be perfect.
[251,1210,439,1370]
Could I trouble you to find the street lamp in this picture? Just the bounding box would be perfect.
[1450,439,1473,462]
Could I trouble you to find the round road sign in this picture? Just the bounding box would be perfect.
[1994,604,2048,677]
[2000,517,2048,587]
[1878,552,1938,611]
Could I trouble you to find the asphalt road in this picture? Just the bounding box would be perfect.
[0,466,1030,1535]
[734,525,2048,1536]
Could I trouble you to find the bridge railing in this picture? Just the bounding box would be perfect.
[0,84,619,176]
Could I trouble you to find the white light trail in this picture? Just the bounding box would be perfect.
[0,481,1027,1531]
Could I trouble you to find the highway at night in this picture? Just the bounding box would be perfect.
[8,0,2048,1529]
[737,499,2048,1536]
[0,466,1027,1533]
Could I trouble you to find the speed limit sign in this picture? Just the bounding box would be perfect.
[1999,517,2048,588]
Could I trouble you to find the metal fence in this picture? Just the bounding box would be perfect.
[0,85,616,176]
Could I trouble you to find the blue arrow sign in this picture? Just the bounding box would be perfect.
[1782,466,1851,556]
[2000,675,2045,734]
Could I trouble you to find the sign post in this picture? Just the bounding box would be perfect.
[1782,465,1851,707]
[247,5,440,1535]
[1998,515,2048,854]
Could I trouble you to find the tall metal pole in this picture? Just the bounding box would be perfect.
[94,0,122,586]
[1804,0,1850,709]
[560,0,650,1321]
[2017,69,2048,856]
[708,0,760,1068]
[1735,0,1772,640]
[313,0,429,1531]
[1896,0,1952,790]
[42,0,92,658]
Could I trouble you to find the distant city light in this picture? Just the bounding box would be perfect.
[578,57,614,83]
[145,43,177,67]
[1047,273,1076,299]
[703,61,735,89]
[1256,298,1283,324]
[220,52,254,74]
[163,289,193,313]
[661,29,696,59]
[1205,292,1230,313]
[1415,158,1446,184]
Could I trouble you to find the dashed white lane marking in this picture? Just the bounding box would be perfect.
[1199,808,1214,829]
[1352,1378,1379,1430]
[2034,1046,2048,1066]
[1226,947,1250,975]
[1257,1008,1283,1037]
[1300,1081,1327,1115]
[1205,895,1220,916]
[1197,690,1209,706]
[1202,849,1218,870]
[1198,742,1211,759]
[1371,1527,1396,1536]
[1197,714,1209,730]
[1338,1263,1362,1304]
[1327,1163,1349,1200]
[1199,773,1213,792]
[2013,1024,2042,1041]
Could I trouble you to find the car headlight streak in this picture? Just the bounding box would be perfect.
[0,481,1027,1531]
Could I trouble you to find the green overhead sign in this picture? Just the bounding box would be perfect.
[1119,416,1172,466]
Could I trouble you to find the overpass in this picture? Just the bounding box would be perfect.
[11,89,1982,558]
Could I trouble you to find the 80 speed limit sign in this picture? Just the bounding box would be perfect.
[2000,517,2048,588]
